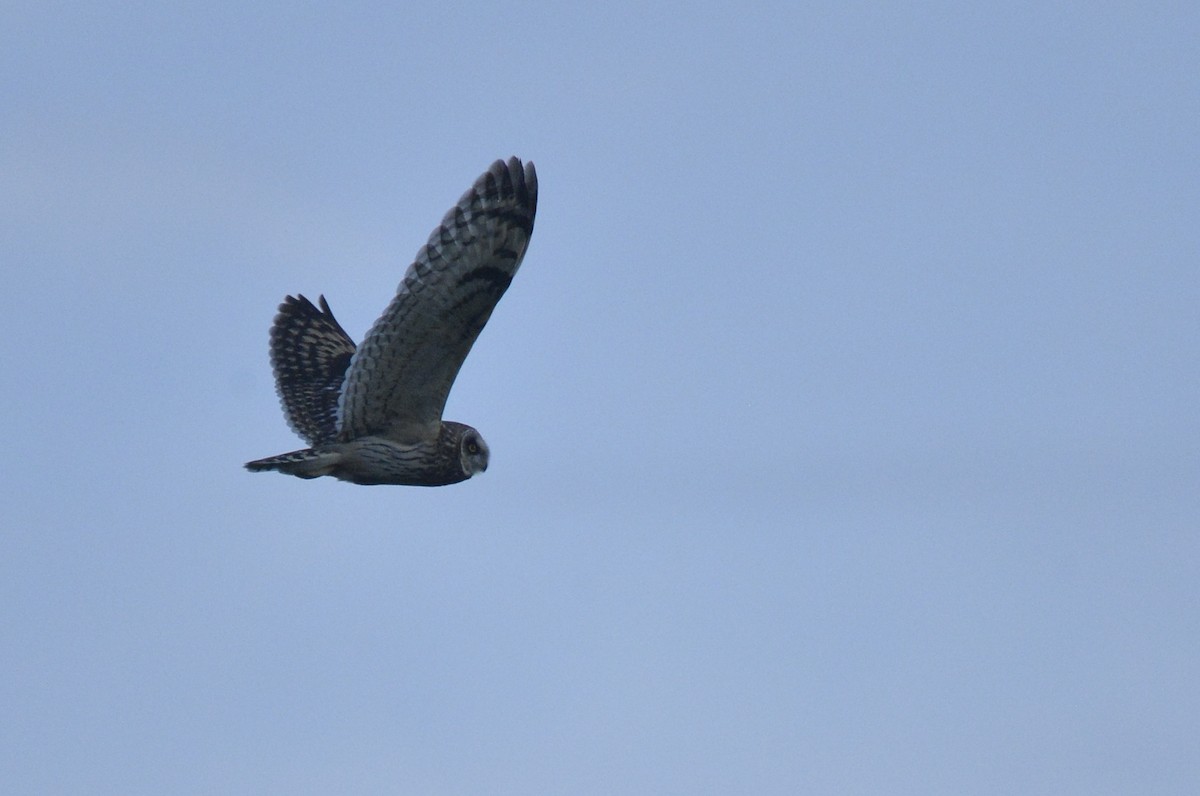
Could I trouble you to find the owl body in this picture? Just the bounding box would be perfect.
[246,421,488,486]
[245,157,536,486]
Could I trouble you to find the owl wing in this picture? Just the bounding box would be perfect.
[337,157,537,443]
[269,294,357,446]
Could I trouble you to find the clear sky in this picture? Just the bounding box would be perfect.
[3,3,1197,793]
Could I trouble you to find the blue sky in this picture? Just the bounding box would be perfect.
[3,2,1197,793]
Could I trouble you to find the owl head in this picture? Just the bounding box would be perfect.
[459,428,490,477]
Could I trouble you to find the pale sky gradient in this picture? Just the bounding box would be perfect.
[3,3,1198,794]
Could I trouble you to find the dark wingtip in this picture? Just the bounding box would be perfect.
[495,156,537,224]
[523,159,537,195]
[470,157,537,209]
[274,293,338,323]
[505,156,537,214]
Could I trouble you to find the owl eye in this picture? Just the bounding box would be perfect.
[466,441,479,454]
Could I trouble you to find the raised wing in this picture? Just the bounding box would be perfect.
[337,157,537,442]
[269,294,356,445]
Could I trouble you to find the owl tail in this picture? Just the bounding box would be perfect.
[244,447,341,479]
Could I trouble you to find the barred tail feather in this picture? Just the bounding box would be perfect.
[244,447,342,479]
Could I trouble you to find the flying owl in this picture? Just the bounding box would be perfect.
[245,157,537,486]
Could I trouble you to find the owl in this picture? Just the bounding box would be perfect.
[245,157,537,486]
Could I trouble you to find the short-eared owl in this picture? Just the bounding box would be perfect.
[245,157,537,486]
